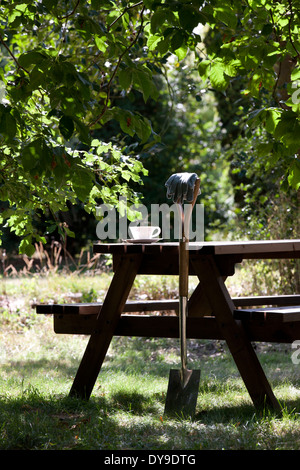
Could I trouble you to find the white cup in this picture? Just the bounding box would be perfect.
[129,225,161,240]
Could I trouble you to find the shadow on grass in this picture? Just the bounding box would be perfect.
[110,389,161,415]
[2,385,300,450]
[0,392,118,450]
[3,334,300,450]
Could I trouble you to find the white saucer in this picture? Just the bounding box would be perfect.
[122,238,162,244]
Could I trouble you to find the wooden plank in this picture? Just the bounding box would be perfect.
[37,299,179,315]
[234,306,300,323]
[69,253,143,400]
[93,242,180,255]
[213,239,300,256]
[36,295,300,317]
[233,295,300,307]
[93,240,300,275]
[36,304,54,314]
[123,299,178,312]
[54,313,97,334]
[38,303,102,315]
[113,251,180,275]
[53,313,300,343]
[93,240,300,258]
[53,314,220,337]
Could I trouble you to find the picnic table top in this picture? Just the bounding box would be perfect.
[93,239,300,257]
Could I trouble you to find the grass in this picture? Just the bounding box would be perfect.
[1,259,300,450]
[1,327,300,450]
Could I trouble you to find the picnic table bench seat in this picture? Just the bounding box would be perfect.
[36,294,300,315]
[36,295,300,342]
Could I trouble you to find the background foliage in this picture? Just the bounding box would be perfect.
[0,0,299,256]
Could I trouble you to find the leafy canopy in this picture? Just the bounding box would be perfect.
[0,0,299,254]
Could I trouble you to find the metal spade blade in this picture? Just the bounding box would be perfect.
[164,294,200,419]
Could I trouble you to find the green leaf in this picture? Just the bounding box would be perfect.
[119,113,135,137]
[95,35,107,53]
[213,7,237,28]
[175,44,188,61]
[43,0,59,11]
[291,67,300,81]
[151,10,166,33]
[171,30,185,52]
[91,0,110,8]
[147,34,162,51]
[209,62,228,90]
[0,111,16,141]
[133,69,157,102]
[143,0,155,8]
[150,9,177,33]
[265,108,281,133]
[261,23,273,36]
[198,60,211,81]
[223,61,240,78]
[21,138,52,173]
[178,5,202,32]
[59,115,75,140]
[19,237,35,257]
[256,142,273,157]
[288,160,300,190]
[72,169,94,201]
[29,61,50,90]
[274,112,300,147]
[134,70,151,102]
[132,115,152,143]
[121,169,132,182]
[21,140,41,171]
[119,68,133,90]
[74,119,91,145]
[18,51,47,68]
[64,226,75,238]
[156,36,172,55]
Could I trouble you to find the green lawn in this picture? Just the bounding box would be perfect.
[0,271,300,450]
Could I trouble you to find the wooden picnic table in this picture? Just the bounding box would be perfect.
[38,239,300,411]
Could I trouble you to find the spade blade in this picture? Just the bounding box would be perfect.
[164,368,200,419]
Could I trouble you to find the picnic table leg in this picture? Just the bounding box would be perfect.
[191,254,281,412]
[69,253,142,400]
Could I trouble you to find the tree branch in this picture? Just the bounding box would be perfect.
[108,1,143,31]
[58,0,81,20]
[89,5,146,127]
[0,32,29,74]
[287,0,300,58]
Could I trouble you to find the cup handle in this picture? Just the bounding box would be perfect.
[152,227,161,238]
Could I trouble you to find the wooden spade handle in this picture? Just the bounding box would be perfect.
[191,178,201,208]
[179,239,189,297]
